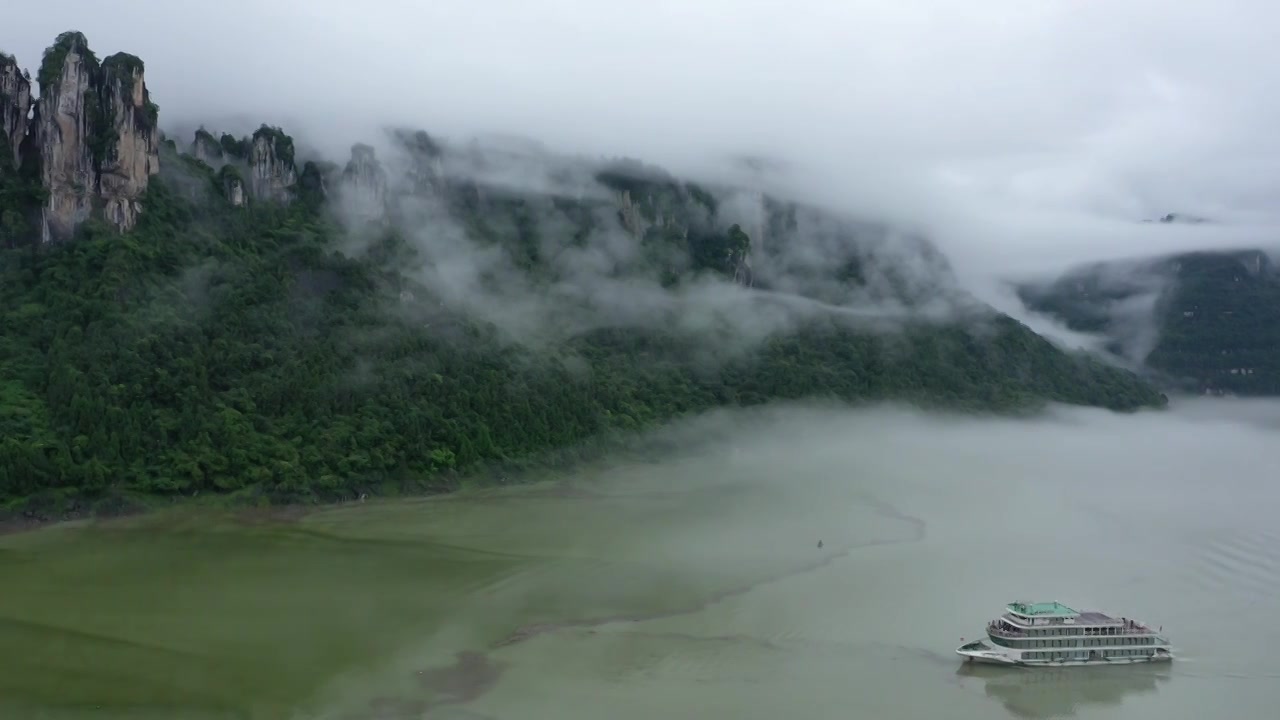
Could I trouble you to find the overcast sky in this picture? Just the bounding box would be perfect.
[7,0,1280,280]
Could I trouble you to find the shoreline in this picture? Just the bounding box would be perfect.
[0,456,634,540]
[0,395,1185,540]
[0,496,321,538]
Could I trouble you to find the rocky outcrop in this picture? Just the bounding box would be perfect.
[389,128,443,195]
[217,165,245,207]
[35,32,97,243]
[0,53,32,169]
[338,143,388,225]
[247,125,296,203]
[96,53,160,233]
[298,160,336,204]
[3,32,165,242]
[190,128,223,166]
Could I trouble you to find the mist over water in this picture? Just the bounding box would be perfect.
[3,397,1279,719]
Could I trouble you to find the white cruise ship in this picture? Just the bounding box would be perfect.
[956,601,1173,666]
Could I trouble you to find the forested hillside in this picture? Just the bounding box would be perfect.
[0,32,1165,515]
[1017,249,1280,396]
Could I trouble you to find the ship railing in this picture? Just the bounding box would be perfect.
[986,621,1155,638]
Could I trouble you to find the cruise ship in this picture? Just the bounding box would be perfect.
[956,601,1173,666]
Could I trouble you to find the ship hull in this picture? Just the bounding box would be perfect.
[957,648,1174,667]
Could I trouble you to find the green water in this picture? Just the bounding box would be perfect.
[3,404,1279,719]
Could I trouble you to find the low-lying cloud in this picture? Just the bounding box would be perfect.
[358,140,975,352]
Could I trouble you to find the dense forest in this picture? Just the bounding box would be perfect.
[1017,249,1280,396]
[0,33,1166,518]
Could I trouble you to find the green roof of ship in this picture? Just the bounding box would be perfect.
[1007,601,1078,617]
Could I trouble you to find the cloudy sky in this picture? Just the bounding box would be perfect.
[7,0,1279,280]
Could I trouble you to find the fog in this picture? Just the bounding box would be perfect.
[625,394,1280,480]
[8,0,1280,286]
[564,392,1280,597]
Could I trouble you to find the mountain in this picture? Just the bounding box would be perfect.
[0,32,1165,515]
[1016,248,1280,396]
[1142,212,1211,225]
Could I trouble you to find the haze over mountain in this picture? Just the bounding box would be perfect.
[1015,245,1280,396]
[9,0,1280,282]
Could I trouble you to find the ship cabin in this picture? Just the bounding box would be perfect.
[985,601,1165,645]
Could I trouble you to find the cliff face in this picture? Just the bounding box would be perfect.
[36,33,96,243]
[339,143,388,225]
[190,128,223,166]
[2,32,164,242]
[97,53,160,233]
[0,53,32,169]
[217,165,246,207]
[248,125,297,203]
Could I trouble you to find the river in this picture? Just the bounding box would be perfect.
[2,400,1278,719]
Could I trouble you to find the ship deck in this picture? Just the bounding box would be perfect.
[1074,611,1118,625]
[989,614,1157,637]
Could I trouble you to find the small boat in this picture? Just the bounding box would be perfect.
[957,601,1173,666]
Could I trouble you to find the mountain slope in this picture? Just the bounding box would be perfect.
[1017,248,1280,396]
[0,32,1165,511]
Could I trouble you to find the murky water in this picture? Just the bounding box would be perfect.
[3,402,1279,719]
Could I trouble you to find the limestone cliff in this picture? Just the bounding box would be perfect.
[217,165,246,207]
[96,53,160,233]
[35,32,96,243]
[338,143,388,225]
[190,127,223,166]
[0,53,32,169]
[8,32,164,242]
[247,125,297,203]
